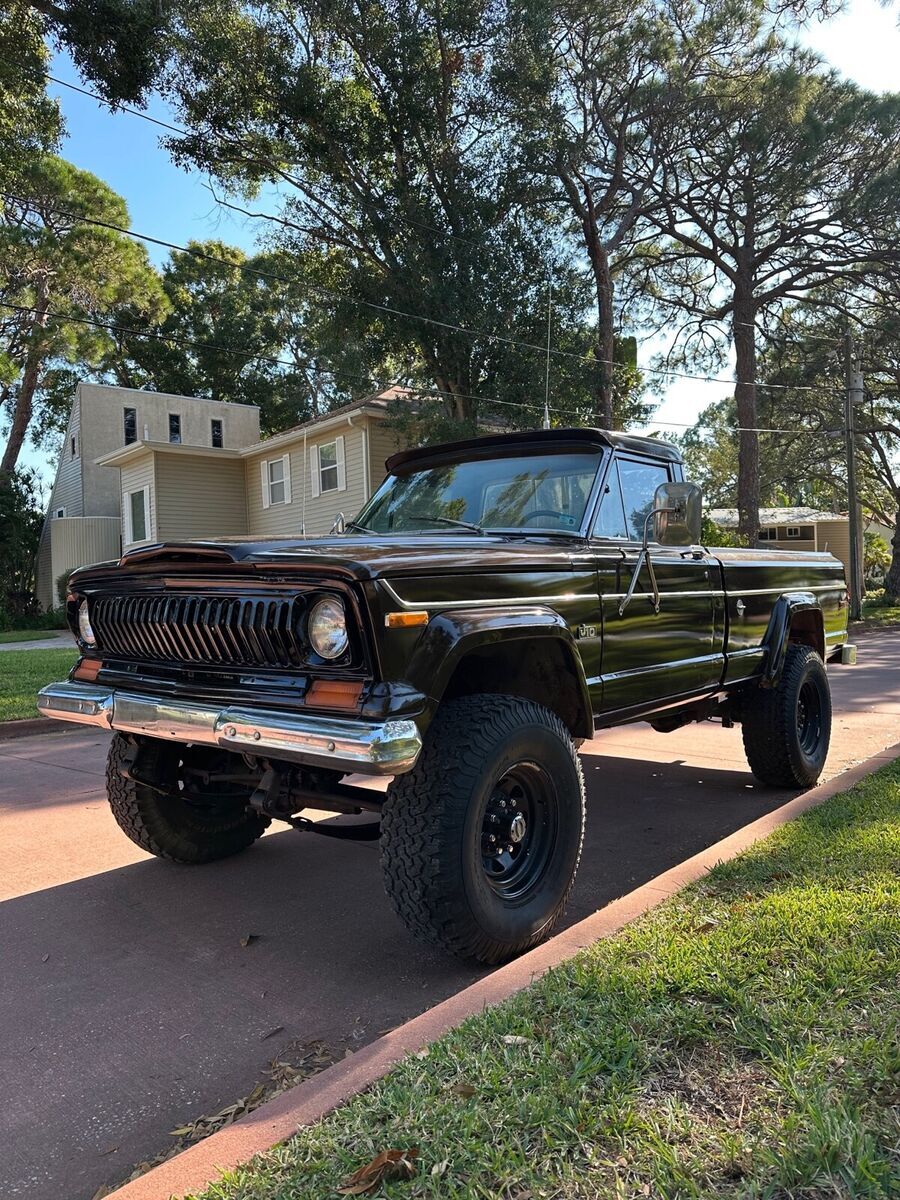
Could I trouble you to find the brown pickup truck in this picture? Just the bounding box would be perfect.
[39,428,855,962]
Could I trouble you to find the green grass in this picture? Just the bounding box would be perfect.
[0,629,65,644]
[0,648,77,721]
[193,763,900,1200]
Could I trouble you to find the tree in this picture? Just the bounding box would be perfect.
[0,2,62,189]
[160,0,619,436]
[638,42,900,542]
[0,156,167,472]
[19,0,172,104]
[0,467,45,622]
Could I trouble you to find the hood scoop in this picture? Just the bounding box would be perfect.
[120,541,247,566]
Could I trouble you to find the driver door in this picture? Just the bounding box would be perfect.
[591,455,722,716]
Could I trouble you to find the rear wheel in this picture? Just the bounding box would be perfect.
[105,733,269,863]
[380,695,585,964]
[742,644,832,788]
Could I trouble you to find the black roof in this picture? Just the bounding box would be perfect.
[385,426,682,473]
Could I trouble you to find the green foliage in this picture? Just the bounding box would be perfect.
[699,514,748,548]
[864,531,892,584]
[0,155,168,468]
[0,3,62,191]
[162,1,649,435]
[0,468,44,625]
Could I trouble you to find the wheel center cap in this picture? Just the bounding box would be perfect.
[508,812,527,844]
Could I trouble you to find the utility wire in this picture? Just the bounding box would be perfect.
[0,189,840,396]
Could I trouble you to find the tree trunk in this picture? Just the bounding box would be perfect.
[581,213,615,428]
[731,284,760,546]
[1,292,50,474]
[884,504,900,604]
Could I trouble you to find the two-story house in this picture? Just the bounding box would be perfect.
[36,383,261,609]
[36,383,410,609]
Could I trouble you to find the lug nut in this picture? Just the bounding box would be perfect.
[507,844,514,853]
[488,834,496,843]
[499,800,507,809]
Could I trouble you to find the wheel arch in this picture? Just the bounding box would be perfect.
[403,607,594,741]
[761,592,825,687]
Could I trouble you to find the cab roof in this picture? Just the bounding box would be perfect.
[385,426,683,473]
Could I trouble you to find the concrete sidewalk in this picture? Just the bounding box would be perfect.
[0,632,71,652]
[1,628,898,1200]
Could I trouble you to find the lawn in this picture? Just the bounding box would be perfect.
[192,762,900,1200]
[0,648,77,722]
[0,629,64,644]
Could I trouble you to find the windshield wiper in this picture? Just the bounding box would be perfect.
[344,519,380,535]
[407,513,486,535]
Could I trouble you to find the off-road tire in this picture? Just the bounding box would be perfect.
[742,644,832,788]
[105,733,269,863]
[381,695,585,964]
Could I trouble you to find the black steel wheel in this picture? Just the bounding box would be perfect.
[381,695,585,964]
[742,644,832,788]
[105,734,269,863]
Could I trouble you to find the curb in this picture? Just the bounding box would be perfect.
[110,741,900,1200]
[0,716,65,740]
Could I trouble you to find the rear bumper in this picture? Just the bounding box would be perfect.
[37,681,422,776]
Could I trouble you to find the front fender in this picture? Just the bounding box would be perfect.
[761,592,824,686]
[403,606,594,739]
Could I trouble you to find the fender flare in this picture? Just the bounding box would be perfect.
[760,592,825,686]
[403,606,594,740]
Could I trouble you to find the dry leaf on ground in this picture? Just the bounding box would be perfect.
[337,1148,419,1195]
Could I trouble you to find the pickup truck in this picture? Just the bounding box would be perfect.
[39,428,855,963]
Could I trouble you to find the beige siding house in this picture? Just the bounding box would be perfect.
[709,507,871,580]
[36,384,260,608]
[95,388,408,562]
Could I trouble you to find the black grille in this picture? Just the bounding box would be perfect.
[91,593,305,669]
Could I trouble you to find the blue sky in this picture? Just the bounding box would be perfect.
[15,0,900,483]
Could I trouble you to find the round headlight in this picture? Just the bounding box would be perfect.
[308,596,349,660]
[77,599,96,646]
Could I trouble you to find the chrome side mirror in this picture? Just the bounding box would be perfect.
[330,512,346,534]
[618,481,703,617]
[653,482,702,547]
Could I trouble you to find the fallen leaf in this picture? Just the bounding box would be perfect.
[169,1125,194,1138]
[502,1034,530,1046]
[259,1025,284,1041]
[41,954,49,963]
[338,1148,418,1195]
[91,1186,113,1200]
[431,1160,449,1176]
[239,933,257,948]
[695,918,719,933]
[449,1082,477,1098]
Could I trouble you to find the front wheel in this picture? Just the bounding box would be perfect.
[380,695,585,964]
[105,733,269,863]
[742,644,832,788]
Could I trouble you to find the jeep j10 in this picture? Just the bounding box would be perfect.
[39,429,856,963]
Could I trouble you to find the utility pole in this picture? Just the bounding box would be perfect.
[843,326,864,621]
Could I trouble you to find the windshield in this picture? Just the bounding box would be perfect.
[353,450,604,535]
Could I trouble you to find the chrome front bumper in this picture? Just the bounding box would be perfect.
[37,681,422,775]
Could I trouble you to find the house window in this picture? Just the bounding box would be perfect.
[310,436,346,497]
[784,526,813,539]
[70,433,78,458]
[211,418,223,448]
[169,413,182,444]
[260,455,292,508]
[758,528,777,541]
[123,407,137,444]
[54,507,66,519]
[125,487,150,544]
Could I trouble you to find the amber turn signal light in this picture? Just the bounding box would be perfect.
[384,611,429,629]
[305,679,363,709]
[73,658,101,682]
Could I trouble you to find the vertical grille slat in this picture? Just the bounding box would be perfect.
[90,591,310,669]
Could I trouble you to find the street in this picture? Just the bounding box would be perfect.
[1,628,898,1200]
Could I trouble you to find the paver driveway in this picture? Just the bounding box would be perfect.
[1,628,898,1200]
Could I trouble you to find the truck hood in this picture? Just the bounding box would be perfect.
[73,533,586,585]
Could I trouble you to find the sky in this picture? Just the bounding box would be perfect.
[15,0,900,483]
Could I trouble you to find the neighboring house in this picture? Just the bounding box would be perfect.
[36,383,261,610]
[707,506,887,579]
[92,385,409,557]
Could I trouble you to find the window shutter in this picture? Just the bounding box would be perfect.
[310,445,320,498]
[260,460,270,509]
[336,435,346,491]
[282,453,292,504]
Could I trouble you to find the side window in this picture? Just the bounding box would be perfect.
[593,460,628,539]
[168,413,182,444]
[123,407,137,444]
[617,458,671,541]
